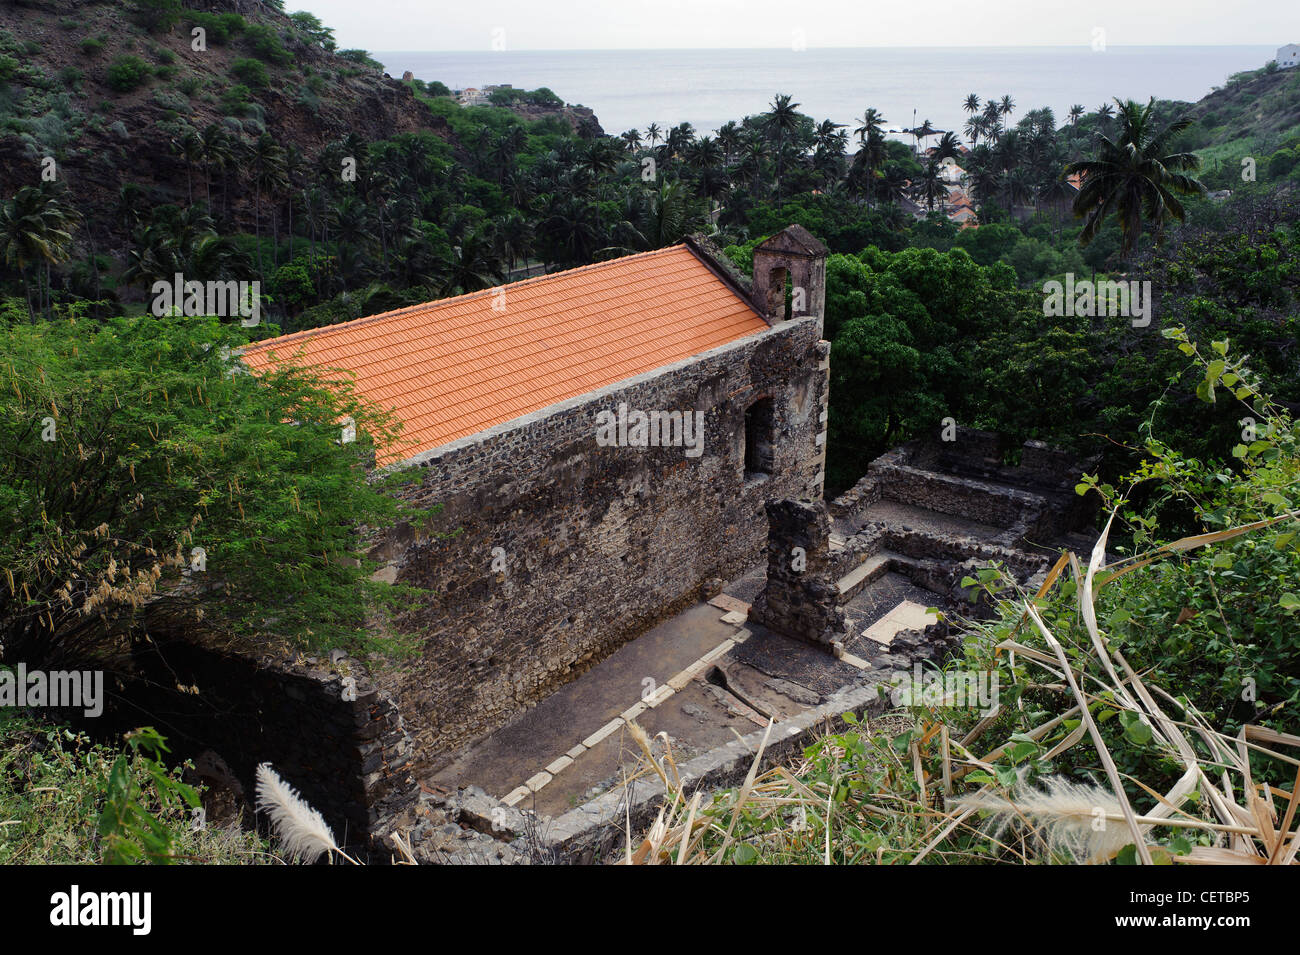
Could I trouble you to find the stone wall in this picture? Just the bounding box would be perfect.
[373,316,830,776]
[91,637,417,857]
[748,499,846,648]
[830,428,1098,543]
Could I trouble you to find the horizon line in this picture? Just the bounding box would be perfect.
[374,42,1282,53]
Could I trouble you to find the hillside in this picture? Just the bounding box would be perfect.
[0,0,596,250]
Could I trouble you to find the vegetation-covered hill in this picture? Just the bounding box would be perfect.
[0,0,454,242]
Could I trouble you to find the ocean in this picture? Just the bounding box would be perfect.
[374,46,1274,141]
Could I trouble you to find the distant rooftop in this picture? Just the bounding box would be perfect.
[240,244,768,464]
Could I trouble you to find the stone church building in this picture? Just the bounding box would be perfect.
[241,225,831,775]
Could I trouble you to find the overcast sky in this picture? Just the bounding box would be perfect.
[293,0,1299,51]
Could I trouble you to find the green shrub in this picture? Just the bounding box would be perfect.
[188,11,244,45]
[337,48,382,69]
[151,87,190,113]
[230,56,269,89]
[78,36,105,56]
[130,0,183,32]
[58,66,83,90]
[105,55,152,93]
[177,75,201,97]
[0,55,18,82]
[220,83,253,115]
[0,713,268,864]
[242,23,291,65]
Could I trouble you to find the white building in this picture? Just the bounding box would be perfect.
[1278,44,1300,69]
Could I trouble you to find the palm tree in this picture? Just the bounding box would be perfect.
[931,131,963,164]
[999,95,1016,126]
[717,121,742,165]
[685,135,723,172]
[917,160,946,211]
[247,133,287,275]
[1065,97,1204,257]
[963,94,981,118]
[763,94,802,199]
[621,129,642,151]
[645,123,662,148]
[1069,104,1085,126]
[665,122,695,160]
[199,123,234,216]
[0,185,76,319]
[171,130,205,205]
[853,108,886,148]
[982,101,1004,142]
[1096,103,1115,136]
[852,108,888,203]
[636,178,693,248]
[915,118,937,155]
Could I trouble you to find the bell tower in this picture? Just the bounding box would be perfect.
[750,225,828,336]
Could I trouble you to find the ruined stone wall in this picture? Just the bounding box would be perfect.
[375,317,830,775]
[93,639,417,857]
[748,500,847,648]
[874,458,1046,531]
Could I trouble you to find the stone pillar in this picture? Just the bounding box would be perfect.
[748,499,847,650]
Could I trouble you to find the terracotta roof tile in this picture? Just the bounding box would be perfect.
[240,244,767,463]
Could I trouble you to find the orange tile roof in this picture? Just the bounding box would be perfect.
[240,244,768,464]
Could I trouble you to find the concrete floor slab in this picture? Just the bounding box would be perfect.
[429,601,744,804]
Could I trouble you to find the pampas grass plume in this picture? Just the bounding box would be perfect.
[255,762,341,864]
[951,775,1131,864]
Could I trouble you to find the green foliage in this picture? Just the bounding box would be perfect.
[288,11,336,50]
[242,23,291,66]
[0,315,429,668]
[130,0,183,32]
[0,711,267,864]
[230,57,269,89]
[98,727,200,864]
[57,66,83,91]
[78,36,105,57]
[187,11,245,45]
[220,83,253,116]
[336,49,382,70]
[822,246,1022,488]
[106,55,153,94]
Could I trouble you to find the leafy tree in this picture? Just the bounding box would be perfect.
[0,315,425,669]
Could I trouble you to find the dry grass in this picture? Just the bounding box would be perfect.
[625,507,1300,865]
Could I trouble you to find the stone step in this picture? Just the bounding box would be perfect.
[835,551,900,602]
[860,599,939,646]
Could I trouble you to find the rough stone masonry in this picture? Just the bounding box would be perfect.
[372,227,833,778]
